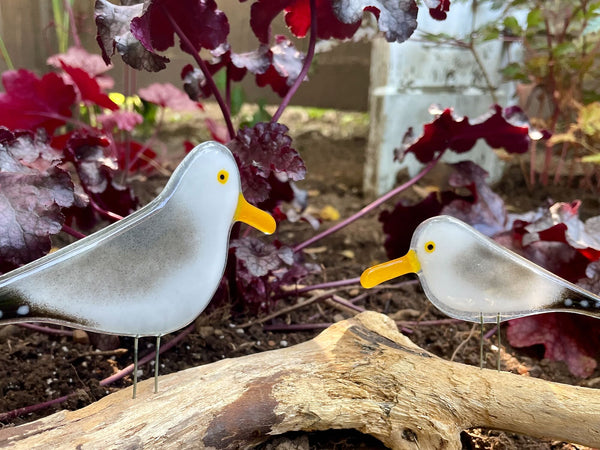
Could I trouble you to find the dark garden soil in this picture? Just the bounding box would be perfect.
[0,105,598,449]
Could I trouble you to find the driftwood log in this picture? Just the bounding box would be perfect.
[1,311,599,449]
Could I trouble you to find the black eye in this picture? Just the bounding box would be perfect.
[217,170,229,184]
[425,241,435,253]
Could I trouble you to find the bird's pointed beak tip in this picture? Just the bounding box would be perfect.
[360,250,420,289]
[235,193,276,235]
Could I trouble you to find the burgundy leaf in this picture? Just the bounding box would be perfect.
[95,0,169,72]
[59,61,119,111]
[520,201,600,261]
[226,122,305,205]
[426,0,450,20]
[285,0,362,40]
[507,314,600,378]
[232,237,294,277]
[181,64,209,101]
[380,192,445,258]
[0,70,76,133]
[441,161,507,236]
[232,236,318,311]
[65,131,117,194]
[403,105,532,164]
[138,82,200,111]
[254,37,305,97]
[115,140,157,173]
[0,129,74,271]
[248,0,293,43]
[130,0,229,54]
[332,0,418,43]
[247,0,416,43]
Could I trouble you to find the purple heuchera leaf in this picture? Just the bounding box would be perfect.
[232,236,319,311]
[130,0,229,54]
[232,237,294,277]
[332,0,418,43]
[520,201,600,260]
[0,129,74,272]
[95,0,169,72]
[226,122,305,205]
[255,37,305,97]
[506,314,600,378]
[403,105,532,164]
[247,0,417,44]
[441,161,507,236]
[65,131,117,194]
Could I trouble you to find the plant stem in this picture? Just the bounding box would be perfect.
[62,224,86,239]
[163,8,235,140]
[63,0,81,48]
[0,35,14,70]
[17,323,74,337]
[293,155,441,253]
[271,0,317,123]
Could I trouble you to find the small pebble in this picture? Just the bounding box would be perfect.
[214,329,224,336]
[280,340,288,347]
[197,326,214,339]
[72,329,90,345]
[268,340,276,347]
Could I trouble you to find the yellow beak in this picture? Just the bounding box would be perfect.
[360,249,421,288]
[234,193,276,235]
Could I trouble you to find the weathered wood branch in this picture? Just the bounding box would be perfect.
[1,311,599,449]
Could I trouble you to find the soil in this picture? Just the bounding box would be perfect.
[1,105,599,449]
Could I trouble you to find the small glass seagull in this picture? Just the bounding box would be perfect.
[360,215,600,369]
[0,141,276,398]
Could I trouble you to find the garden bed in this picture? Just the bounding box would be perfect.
[0,106,598,449]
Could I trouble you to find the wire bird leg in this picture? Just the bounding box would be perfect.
[154,335,161,393]
[479,312,484,369]
[133,336,139,399]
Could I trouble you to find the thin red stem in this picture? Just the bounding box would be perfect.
[163,8,235,140]
[293,154,442,253]
[62,224,86,239]
[63,0,81,48]
[271,0,317,123]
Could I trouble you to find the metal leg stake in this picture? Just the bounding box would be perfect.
[480,312,484,369]
[497,313,502,372]
[133,336,139,399]
[154,335,161,393]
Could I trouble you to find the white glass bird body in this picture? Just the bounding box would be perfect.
[0,141,275,396]
[361,215,600,323]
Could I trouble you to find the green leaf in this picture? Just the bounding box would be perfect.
[527,9,543,28]
[503,16,522,35]
[239,99,271,129]
[230,85,245,117]
[501,62,529,82]
[213,69,226,92]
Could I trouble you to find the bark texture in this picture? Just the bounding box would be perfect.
[1,311,599,449]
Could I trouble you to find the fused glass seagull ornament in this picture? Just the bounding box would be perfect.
[360,215,600,369]
[0,141,276,398]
